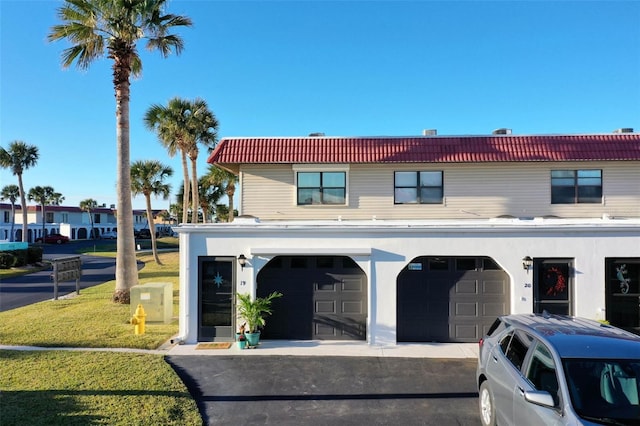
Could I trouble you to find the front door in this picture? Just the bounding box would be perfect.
[198,256,236,341]
[606,258,640,334]
[533,259,573,315]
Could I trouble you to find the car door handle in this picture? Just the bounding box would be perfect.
[517,386,525,396]
[492,355,498,363]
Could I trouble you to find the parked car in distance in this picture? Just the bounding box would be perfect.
[135,228,159,239]
[35,233,70,244]
[101,231,117,239]
[477,313,640,426]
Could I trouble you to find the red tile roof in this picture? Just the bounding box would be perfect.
[207,134,640,168]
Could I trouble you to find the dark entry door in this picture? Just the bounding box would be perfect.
[198,256,235,341]
[606,258,640,334]
[533,259,573,315]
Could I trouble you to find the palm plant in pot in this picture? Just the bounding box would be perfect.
[236,291,283,347]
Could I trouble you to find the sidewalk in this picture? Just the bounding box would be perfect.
[1,340,479,359]
[166,340,479,358]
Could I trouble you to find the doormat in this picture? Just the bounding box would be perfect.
[195,342,232,350]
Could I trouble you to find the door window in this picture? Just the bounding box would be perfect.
[526,342,560,406]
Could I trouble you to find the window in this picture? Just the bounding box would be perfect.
[526,342,560,406]
[3,211,9,223]
[500,329,534,371]
[551,170,602,204]
[94,213,101,224]
[394,171,443,204]
[297,172,346,205]
[45,212,54,223]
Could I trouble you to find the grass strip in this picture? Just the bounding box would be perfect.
[0,350,201,425]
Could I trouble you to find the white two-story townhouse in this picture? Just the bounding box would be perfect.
[176,132,638,345]
[6,205,117,242]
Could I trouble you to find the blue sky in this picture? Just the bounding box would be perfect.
[1,0,639,211]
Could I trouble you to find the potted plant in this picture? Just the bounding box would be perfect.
[236,291,283,347]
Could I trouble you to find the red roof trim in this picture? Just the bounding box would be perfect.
[207,134,640,165]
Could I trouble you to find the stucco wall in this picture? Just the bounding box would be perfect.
[176,218,640,344]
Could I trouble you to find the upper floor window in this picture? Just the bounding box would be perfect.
[45,212,54,223]
[551,170,602,204]
[297,172,346,205]
[394,171,443,204]
[3,211,9,223]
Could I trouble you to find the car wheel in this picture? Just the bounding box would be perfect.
[479,381,496,426]
[56,239,62,244]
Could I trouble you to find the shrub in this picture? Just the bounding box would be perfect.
[0,252,17,269]
[27,246,43,264]
[11,249,28,267]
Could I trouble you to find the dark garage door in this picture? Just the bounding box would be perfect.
[397,256,510,343]
[257,256,367,340]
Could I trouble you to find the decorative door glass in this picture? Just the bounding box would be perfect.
[199,257,234,340]
[534,260,572,315]
[606,259,640,333]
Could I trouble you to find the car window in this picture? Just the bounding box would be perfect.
[526,342,560,406]
[504,329,534,371]
[499,331,512,353]
[487,318,507,337]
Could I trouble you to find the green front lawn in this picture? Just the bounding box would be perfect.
[0,250,202,425]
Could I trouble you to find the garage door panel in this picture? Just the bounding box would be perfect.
[483,280,506,294]
[343,300,364,314]
[455,302,478,316]
[316,300,336,313]
[455,280,478,294]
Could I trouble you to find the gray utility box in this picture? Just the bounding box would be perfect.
[130,282,173,324]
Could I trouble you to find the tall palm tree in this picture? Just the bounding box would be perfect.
[198,175,224,223]
[144,97,218,224]
[0,184,20,242]
[130,160,173,265]
[184,99,218,222]
[80,198,98,239]
[28,186,59,240]
[0,141,39,242]
[49,0,192,303]
[203,165,238,222]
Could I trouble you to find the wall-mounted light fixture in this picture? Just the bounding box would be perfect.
[522,256,533,273]
[238,254,247,270]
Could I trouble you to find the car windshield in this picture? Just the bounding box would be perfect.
[563,358,640,424]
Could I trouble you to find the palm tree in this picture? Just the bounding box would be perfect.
[0,184,20,241]
[80,198,98,239]
[203,165,238,222]
[198,175,224,223]
[144,97,218,224]
[184,99,218,223]
[28,186,59,240]
[130,160,173,265]
[49,0,192,303]
[0,141,39,242]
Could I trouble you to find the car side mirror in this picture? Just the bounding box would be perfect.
[524,390,556,408]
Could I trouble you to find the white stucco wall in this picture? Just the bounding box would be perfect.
[176,218,640,344]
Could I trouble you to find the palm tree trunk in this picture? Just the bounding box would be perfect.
[190,155,199,223]
[180,150,190,223]
[227,186,235,222]
[9,202,15,242]
[113,67,139,303]
[145,194,162,265]
[41,203,46,239]
[17,174,27,242]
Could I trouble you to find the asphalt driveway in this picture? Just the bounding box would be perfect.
[166,355,480,426]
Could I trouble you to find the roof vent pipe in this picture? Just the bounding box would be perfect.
[492,128,512,135]
[613,128,634,133]
[308,132,325,137]
[422,129,437,136]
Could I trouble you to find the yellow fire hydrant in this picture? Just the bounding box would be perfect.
[130,304,147,335]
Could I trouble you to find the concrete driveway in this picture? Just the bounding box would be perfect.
[166,355,480,425]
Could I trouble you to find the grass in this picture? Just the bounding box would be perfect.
[0,248,203,425]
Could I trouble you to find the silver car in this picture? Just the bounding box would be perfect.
[476,313,640,425]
